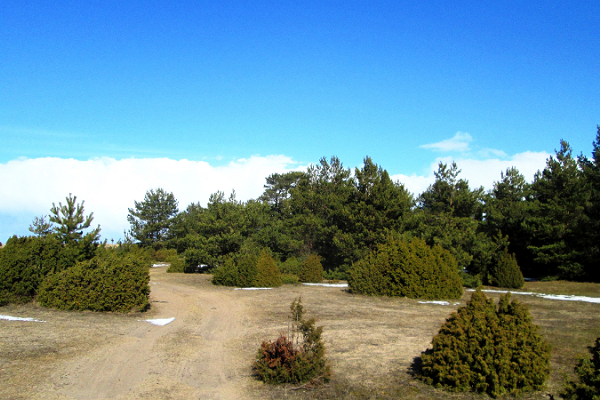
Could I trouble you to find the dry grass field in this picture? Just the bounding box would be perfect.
[1,267,599,399]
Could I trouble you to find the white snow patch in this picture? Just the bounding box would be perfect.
[419,301,450,305]
[151,263,169,268]
[537,294,600,303]
[467,289,600,304]
[0,315,46,323]
[141,317,175,326]
[302,283,349,288]
[234,287,273,290]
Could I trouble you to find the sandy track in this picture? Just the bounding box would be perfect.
[39,268,255,400]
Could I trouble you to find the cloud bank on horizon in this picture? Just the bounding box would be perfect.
[0,133,551,243]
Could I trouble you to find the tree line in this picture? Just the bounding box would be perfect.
[129,127,600,284]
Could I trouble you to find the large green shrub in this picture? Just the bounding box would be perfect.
[254,298,330,384]
[212,250,282,287]
[298,254,323,283]
[0,235,74,305]
[254,250,282,287]
[419,290,551,397]
[561,336,600,399]
[348,237,463,299]
[212,253,258,287]
[488,249,524,289]
[37,251,150,312]
[278,257,301,275]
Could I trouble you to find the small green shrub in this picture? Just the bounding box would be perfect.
[488,249,524,289]
[166,256,185,273]
[348,237,463,299]
[183,248,205,273]
[299,254,323,283]
[323,267,348,281]
[254,250,282,287]
[418,290,551,397]
[561,336,600,399]
[37,251,150,312]
[254,298,331,384]
[150,248,176,262]
[281,273,299,284]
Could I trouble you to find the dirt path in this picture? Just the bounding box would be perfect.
[40,267,256,400]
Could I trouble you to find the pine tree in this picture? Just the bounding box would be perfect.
[127,188,178,246]
[484,167,534,274]
[580,126,600,281]
[527,141,590,279]
[50,193,100,245]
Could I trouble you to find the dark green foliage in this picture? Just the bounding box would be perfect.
[212,249,282,287]
[348,237,463,300]
[254,250,282,287]
[418,162,484,219]
[349,157,414,256]
[419,290,551,397]
[0,235,75,305]
[28,215,53,237]
[166,256,185,273]
[298,254,323,283]
[483,167,534,275]
[212,253,257,287]
[561,335,600,399]
[37,250,150,312]
[580,126,600,282]
[128,188,179,246]
[278,257,301,275]
[254,298,330,384]
[459,271,482,288]
[527,141,590,280]
[260,171,306,215]
[323,268,348,281]
[488,249,524,289]
[50,193,101,246]
[183,248,211,273]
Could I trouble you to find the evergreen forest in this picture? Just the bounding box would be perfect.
[165,128,600,285]
[1,128,600,310]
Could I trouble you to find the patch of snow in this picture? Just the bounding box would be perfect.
[234,287,273,290]
[0,315,46,323]
[467,289,600,304]
[418,301,450,305]
[302,283,349,288]
[151,263,169,268]
[141,317,175,326]
[537,294,600,304]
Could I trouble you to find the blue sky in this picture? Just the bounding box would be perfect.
[1,1,598,243]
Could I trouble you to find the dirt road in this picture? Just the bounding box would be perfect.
[2,267,263,400]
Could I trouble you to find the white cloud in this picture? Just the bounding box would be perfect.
[420,132,473,152]
[391,150,551,197]
[0,155,303,243]
[0,150,553,244]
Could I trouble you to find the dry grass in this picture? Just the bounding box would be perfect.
[248,282,600,400]
[1,276,599,399]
